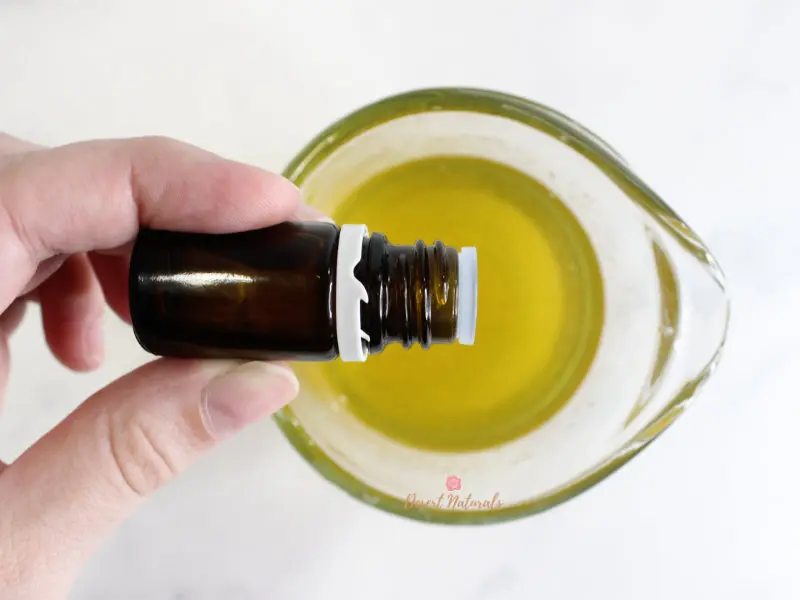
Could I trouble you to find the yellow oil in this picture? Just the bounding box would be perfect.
[313,156,603,453]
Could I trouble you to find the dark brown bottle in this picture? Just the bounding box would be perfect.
[128,222,477,362]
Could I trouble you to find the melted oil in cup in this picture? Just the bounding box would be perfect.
[314,156,604,453]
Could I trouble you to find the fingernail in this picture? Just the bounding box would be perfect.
[200,362,299,440]
[84,315,105,368]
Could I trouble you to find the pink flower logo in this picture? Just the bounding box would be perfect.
[446,476,461,491]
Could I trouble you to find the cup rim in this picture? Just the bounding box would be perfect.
[275,87,727,525]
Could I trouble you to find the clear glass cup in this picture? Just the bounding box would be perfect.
[274,88,730,524]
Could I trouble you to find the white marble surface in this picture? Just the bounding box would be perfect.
[1,1,798,598]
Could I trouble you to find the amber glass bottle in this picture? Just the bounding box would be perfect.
[128,222,477,362]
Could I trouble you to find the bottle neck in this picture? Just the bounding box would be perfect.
[356,233,459,354]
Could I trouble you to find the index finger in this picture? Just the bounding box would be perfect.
[0,136,301,310]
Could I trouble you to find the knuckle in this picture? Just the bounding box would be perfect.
[106,411,183,497]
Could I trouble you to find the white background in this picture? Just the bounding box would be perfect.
[1,1,799,598]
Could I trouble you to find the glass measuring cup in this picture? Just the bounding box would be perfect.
[273,88,730,524]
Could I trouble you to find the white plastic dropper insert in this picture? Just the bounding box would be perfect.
[336,225,370,362]
[335,225,478,361]
[456,246,478,345]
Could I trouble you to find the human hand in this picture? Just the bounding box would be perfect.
[0,134,307,599]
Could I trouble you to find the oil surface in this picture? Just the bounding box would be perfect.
[313,156,603,453]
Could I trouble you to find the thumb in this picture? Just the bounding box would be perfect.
[0,359,298,599]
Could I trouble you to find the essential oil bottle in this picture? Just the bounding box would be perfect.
[128,222,478,362]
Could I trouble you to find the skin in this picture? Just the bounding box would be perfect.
[0,133,323,600]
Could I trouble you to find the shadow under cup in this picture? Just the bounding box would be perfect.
[274,88,729,524]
